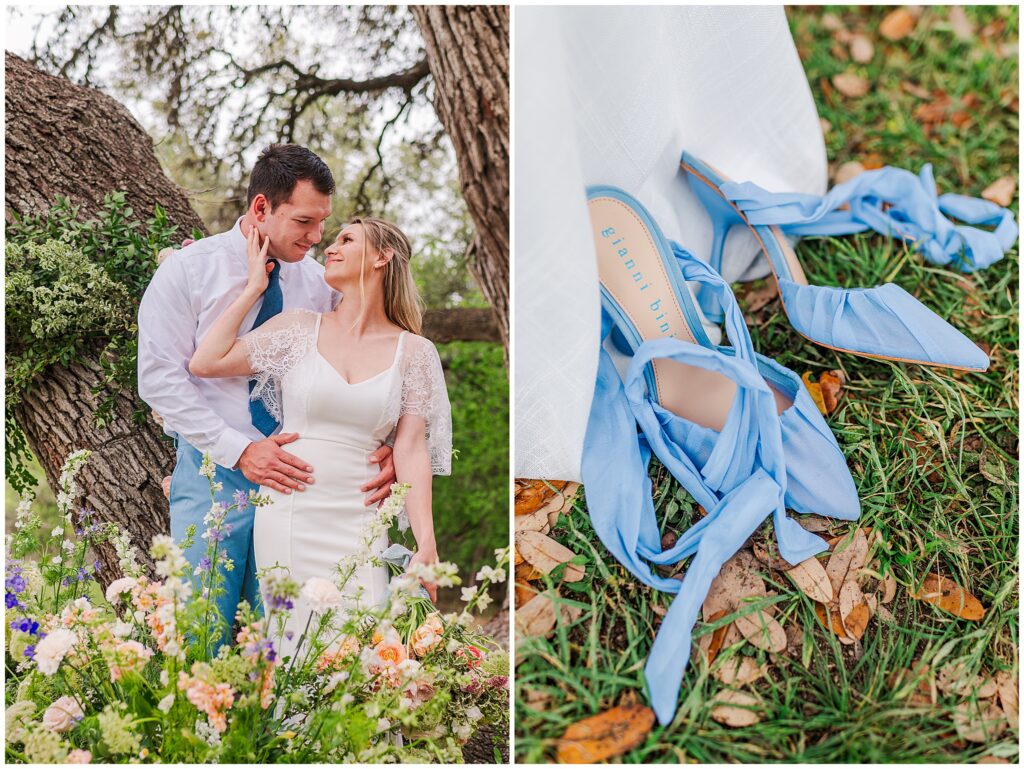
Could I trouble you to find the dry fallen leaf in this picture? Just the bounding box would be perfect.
[910,573,985,620]
[514,479,564,516]
[954,700,1007,743]
[515,590,556,638]
[734,607,787,653]
[787,556,834,603]
[515,508,551,535]
[848,34,874,63]
[815,602,855,645]
[889,664,938,706]
[714,656,766,686]
[948,6,975,41]
[737,279,779,314]
[710,689,763,727]
[704,551,767,619]
[880,7,917,41]
[825,528,870,595]
[876,604,896,624]
[981,176,1017,207]
[996,671,1019,724]
[834,161,867,185]
[832,72,870,98]
[881,574,898,604]
[555,702,655,763]
[697,609,731,665]
[516,530,585,582]
[515,578,540,608]
[937,663,997,698]
[838,581,871,640]
[819,370,845,414]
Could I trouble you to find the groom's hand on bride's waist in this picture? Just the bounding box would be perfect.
[237,433,315,494]
[361,445,396,507]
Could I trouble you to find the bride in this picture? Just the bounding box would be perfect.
[188,216,451,658]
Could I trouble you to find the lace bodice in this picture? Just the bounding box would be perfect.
[242,310,452,475]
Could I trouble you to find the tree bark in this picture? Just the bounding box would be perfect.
[5,53,207,584]
[412,6,510,359]
[422,308,500,344]
[5,52,207,234]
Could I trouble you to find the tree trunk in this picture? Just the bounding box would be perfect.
[5,52,207,586]
[412,6,510,358]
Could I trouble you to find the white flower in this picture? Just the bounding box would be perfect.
[339,693,355,706]
[51,556,63,565]
[105,577,137,604]
[300,577,343,613]
[475,590,493,612]
[62,540,76,553]
[111,621,133,638]
[157,695,174,714]
[42,696,84,732]
[461,585,478,603]
[476,565,506,583]
[324,671,350,695]
[160,670,169,687]
[376,718,392,733]
[34,629,78,676]
[198,453,216,480]
[466,705,483,722]
[452,720,472,741]
[50,527,64,538]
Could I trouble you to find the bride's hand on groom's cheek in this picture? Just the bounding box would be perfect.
[361,445,397,506]
[237,433,316,494]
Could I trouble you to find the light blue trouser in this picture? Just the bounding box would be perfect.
[169,440,263,650]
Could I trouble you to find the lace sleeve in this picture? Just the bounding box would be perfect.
[399,336,453,475]
[241,309,318,422]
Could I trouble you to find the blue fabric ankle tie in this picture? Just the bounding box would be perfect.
[582,308,828,727]
[720,164,1017,273]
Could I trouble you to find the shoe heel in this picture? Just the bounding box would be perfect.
[689,175,745,322]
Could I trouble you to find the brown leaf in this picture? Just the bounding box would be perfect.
[938,663,997,698]
[515,580,539,608]
[714,656,766,686]
[902,81,932,100]
[796,514,834,534]
[753,539,794,572]
[703,551,767,619]
[787,556,834,603]
[880,8,917,41]
[889,663,937,706]
[981,176,1017,207]
[515,590,556,638]
[515,478,565,516]
[954,701,1007,743]
[515,508,551,534]
[819,370,845,413]
[802,372,828,415]
[909,573,985,620]
[735,608,787,653]
[697,610,731,666]
[977,758,1010,764]
[996,671,1019,724]
[838,581,870,640]
[914,92,953,125]
[516,559,544,583]
[516,530,585,582]
[709,689,763,727]
[820,118,832,135]
[832,72,870,98]
[849,34,875,63]
[876,604,896,624]
[555,703,655,763]
[737,279,779,313]
[834,161,867,185]
[815,602,855,645]
[881,573,898,604]
[948,6,975,41]
[825,528,869,595]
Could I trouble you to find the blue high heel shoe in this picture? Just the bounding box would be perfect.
[680,152,1017,371]
[587,185,859,521]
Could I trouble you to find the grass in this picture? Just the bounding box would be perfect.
[514,6,1018,763]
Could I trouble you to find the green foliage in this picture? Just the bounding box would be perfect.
[4,193,184,491]
[432,342,509,587]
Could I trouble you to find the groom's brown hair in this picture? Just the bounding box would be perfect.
[247,144,335,209]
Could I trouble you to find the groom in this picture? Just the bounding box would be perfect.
[138,144,396,645]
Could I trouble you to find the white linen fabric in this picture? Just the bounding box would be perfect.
[137,219,338,468]
[245,311,451,660]
[515,5,827,481]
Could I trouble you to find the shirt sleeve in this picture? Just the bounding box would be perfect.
[137,252,252,469]
[399,336,453,476]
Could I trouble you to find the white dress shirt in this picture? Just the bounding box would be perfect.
[138,218,338,469]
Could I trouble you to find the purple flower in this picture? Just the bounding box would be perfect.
[198,557,213,573]
[5,573,26,594]
[6,592,20,609]
[233,489,249,509]
[10,617,40,635]
[24,645,35,659]
[93,559,101,572]
[207,529,225,544]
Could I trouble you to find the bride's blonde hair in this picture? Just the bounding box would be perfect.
[350,216,423,335]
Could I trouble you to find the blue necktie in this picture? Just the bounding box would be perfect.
[248,259,282,436]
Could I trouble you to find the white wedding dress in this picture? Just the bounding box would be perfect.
[241,309,451,660]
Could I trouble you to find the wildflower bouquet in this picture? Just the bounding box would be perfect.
[5,451,509,764]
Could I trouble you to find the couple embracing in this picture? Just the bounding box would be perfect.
[138,145,451,658]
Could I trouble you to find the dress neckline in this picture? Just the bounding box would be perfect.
[313,313,407,386]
